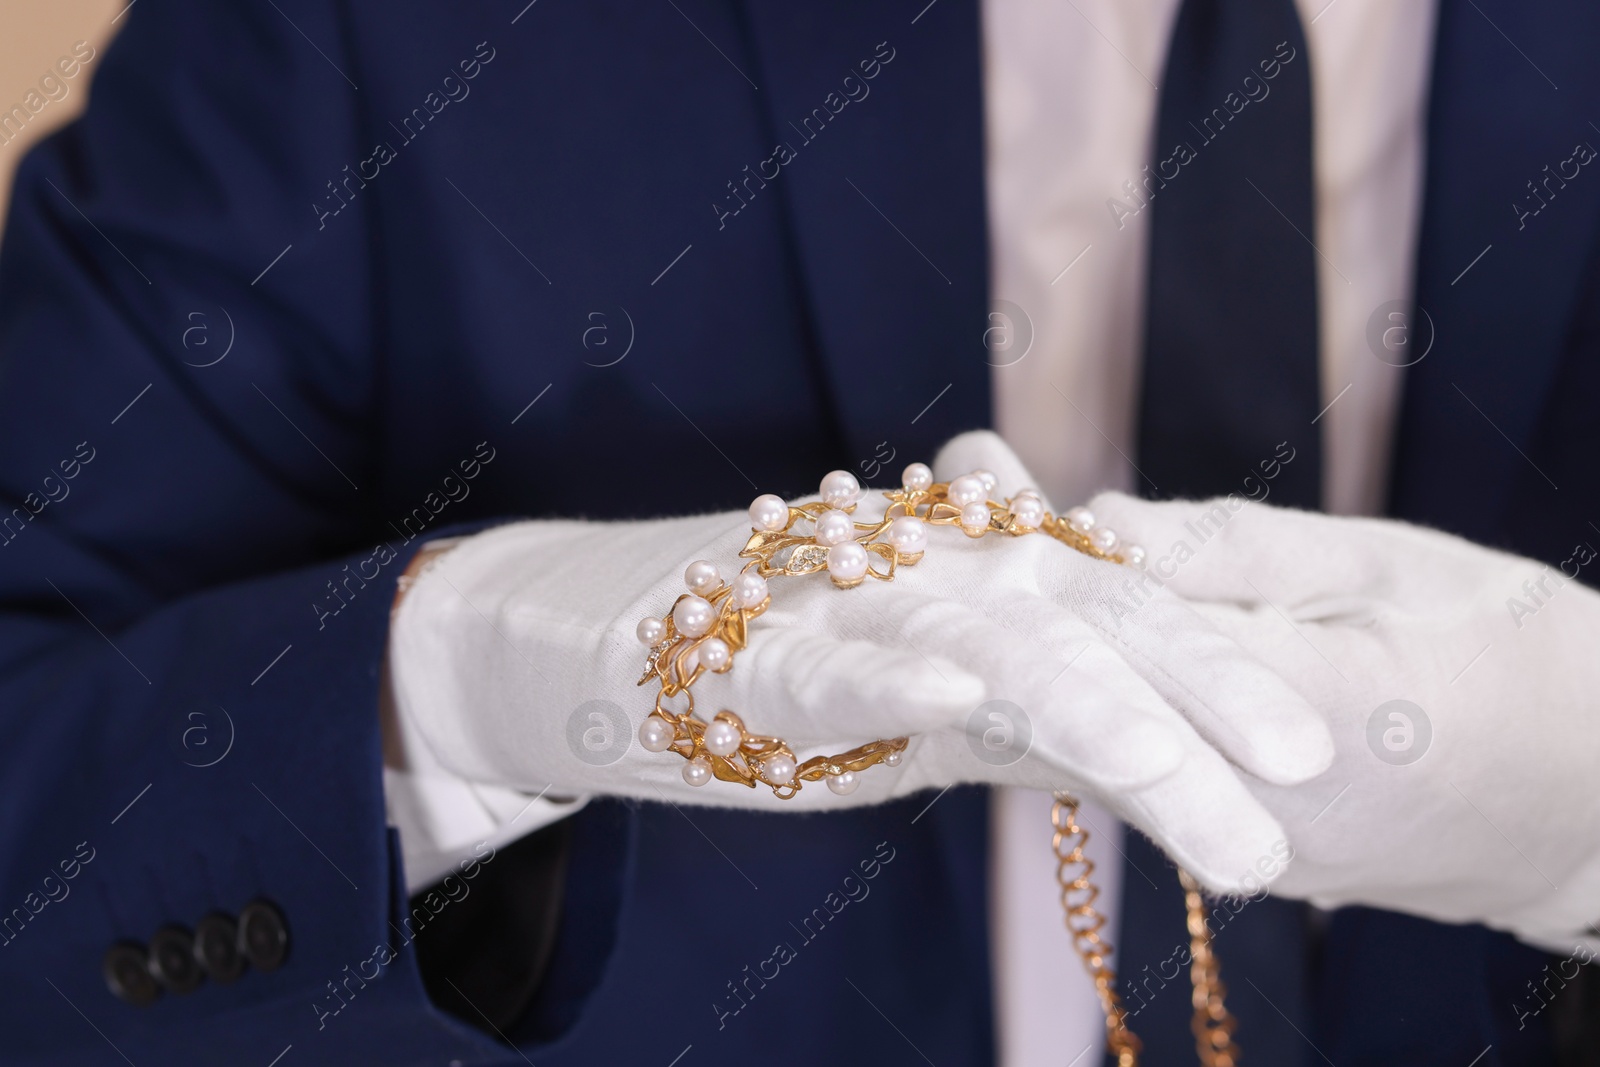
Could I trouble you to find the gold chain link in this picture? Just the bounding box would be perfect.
[1178,869,1241,1067]
[1051,794,1240,1067]
[1051,793,1142,1067]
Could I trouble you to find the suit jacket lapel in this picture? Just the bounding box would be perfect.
[1392,0,1600,532]
[736,0,992,462]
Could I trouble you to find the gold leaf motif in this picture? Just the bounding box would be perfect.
[637,636,676,687]
[784,544,829,575]
[741,530,811,563]
[671,647,703,690]
[710,755,756,786]
[722,609,748,652]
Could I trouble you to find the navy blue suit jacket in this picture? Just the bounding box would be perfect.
[0,1,1592,1063]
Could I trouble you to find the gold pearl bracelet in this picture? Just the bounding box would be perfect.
[632,462,1142,797]
[631,461,1237,1067]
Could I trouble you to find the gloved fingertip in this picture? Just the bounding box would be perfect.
[1085,488,1142,511]
[930,431,1041,503]
[1152,632,1338,786]
[1225,692,1336,785]
[1165,811,1290,896]
[931,430,1008,480]
[1251,717,1336,786]
[1116,762,1292,893]
[1084,490,1166,529]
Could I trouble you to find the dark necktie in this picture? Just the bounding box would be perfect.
[1136,0,1323,509]
[1120,1,1320,1062]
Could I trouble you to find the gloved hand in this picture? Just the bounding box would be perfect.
[921,432,1332,889]
[1090,490,1600,950]
[388,433,1333,890]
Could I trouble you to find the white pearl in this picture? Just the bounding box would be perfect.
[679,645,700,676]
[814,508,855,547]
[703,719,742,756]
[672,596,716,638]
[960,501,991,533]
[947,474,986,507]
[826,541,869,581]
[763,753,797,785]
[974,469,998,494]
[819,470,861,508]
[636,617,666,645]
[883,750,903,767]
[1091,526,1119,553]
[886,515,928,556]
[639,716,676,752]
[902,462,933,492]
[698,636,731,672]
[732,571,769,609]
[826,771,859,795]
[1065,506,1096,533]
[749,493,790,532]
[1008,495,1045,530]
[683,757,713,787]
[1123,544,1147,568]
[683,560,721,596]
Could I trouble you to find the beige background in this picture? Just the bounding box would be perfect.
[0,0,124,242]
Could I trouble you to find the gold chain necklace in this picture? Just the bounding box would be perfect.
[1053,793,1240,1066]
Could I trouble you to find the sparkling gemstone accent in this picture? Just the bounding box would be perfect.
[784,544,830,575]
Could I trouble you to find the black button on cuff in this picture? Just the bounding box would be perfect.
[147,925,203,994]
[237,899,289,972]
[103,942,159,1006]
[194,912,244,983]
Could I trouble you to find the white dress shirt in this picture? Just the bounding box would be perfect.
[384,0,1438,1061]
[985,0,1435,1062]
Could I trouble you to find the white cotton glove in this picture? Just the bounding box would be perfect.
[387,507,979,810]
[1090,490,1600,951]
[388,433,1333,890]
[921,432,1333,889]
